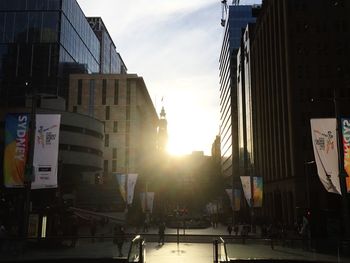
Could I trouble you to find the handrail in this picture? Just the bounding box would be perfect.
[213,237,228,263]
[127,235,145,263]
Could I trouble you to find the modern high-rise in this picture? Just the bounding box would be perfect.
[0,0,103,107]
[219,5,259,184]
[240,0,350,233]
[87,17,127,74]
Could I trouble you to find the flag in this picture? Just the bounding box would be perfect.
[311,118,341,194]
[115,174,126,201]
[32,114,61,189]
[240,176,252,206]
[127,173,138,205]
[341,118,350,193]
[4,114,30,188]
[253,177,263,207]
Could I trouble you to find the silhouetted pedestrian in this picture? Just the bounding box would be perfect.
[227,224,232,235]
[234,224,239,236]
[158,222,165,245]
[113,225,125,257]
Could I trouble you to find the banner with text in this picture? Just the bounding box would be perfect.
[127,173,138,205]
[311,118,341,194]
[4,114,30,188]
[32,114,61,189]
[140,192,155,213]
[341,118,350,193]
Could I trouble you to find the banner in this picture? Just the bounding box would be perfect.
[240,176,263,207]
[234,189,241,211]
[4,114,30,188]
[115,174,126,201]
[225,189,241,211]
[341,118,350,193]
[32,114,61,189]
[253,177,263,207]
[127,173,138,205]
[240,176,252,206]
[310,119,342,194]
[140,192,155,213]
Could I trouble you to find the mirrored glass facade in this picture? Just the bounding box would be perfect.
[0,0,100,106]
[219,5,257,180]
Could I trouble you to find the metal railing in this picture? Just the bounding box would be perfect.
[213,237,228,263]
[127,235,145,263]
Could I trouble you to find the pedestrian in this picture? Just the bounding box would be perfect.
[227,224,232,235]
[234,224,239,236]
[0,222,7,252]
[158,222,165,245]
[90,219,97,243]
[113,225,125,257]
[299,215,310,250]
[143,213,149,233]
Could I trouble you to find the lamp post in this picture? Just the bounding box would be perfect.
[304,160,315,210]
[23,82,37,239]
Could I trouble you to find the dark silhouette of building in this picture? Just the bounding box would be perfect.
[238,0,350,235]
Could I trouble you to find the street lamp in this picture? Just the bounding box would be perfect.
[304,160,315,210]
[23,81,37,239]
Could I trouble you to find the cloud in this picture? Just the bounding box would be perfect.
[78,0,260,155]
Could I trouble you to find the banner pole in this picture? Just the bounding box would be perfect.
[23,82,37,239]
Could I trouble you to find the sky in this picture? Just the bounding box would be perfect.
[78,0,261,156]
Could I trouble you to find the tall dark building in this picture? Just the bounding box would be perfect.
[219,5,259,184]
[0,0,101,106]
[241,0,350,233]
[87,17,127,74]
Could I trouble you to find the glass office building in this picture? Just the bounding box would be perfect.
[0,0,101,106]
[219,5,257,180]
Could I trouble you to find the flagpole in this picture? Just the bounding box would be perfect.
[23,82,37,239]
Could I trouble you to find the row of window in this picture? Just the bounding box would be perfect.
[295,20,348,33]
[104,132,130,148]
[296,65,348,79]
[103,151,130,174]
[0,0,61,11]
[77,79,120,106]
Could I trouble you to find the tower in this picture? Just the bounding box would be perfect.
[157,106,168,153]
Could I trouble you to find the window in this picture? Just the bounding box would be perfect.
[104,160,108,175]
[113,148,117,159]
[113,121,118,132]
[126,107,130,120]
[125,133,130,147]
[126,122,130,133]
[77,79,82,105]
[106,106,110,120]
[112,160,117,172]
[126,80,131,105]
[102,79,107,105]
[105,134,109,147]
[125,149,129,167]
[114,80,119,105]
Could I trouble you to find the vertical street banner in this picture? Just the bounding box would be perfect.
[140,192,155,213]
[240,176,252,206]
[127,173,138,205]
[310,118,342,194]
[341,118,350,193]
[32,114,61,189]
[234,189,241,211]
[253,177,263,207]
[4,114,30,188]
[115,174,126,202]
